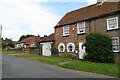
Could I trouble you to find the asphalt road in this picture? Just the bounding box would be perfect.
[2,54,114,78]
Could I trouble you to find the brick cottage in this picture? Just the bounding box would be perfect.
[54,2,120,62]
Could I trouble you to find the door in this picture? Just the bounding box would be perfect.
[42,43,51,56]
[79,42,86,59]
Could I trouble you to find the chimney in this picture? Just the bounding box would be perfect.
[97,0,120,2]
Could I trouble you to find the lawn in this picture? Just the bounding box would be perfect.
[30,56,73,65]
[9,52,119,77]
[60,61,119,77]
[2,51,22,54]
[14,53,39,57]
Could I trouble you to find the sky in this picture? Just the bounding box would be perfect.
[0,0,97,41]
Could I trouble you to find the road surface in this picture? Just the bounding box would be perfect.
[2,54,114,78]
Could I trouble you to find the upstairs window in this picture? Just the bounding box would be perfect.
[112,37,119,52]
[77,22,85,34]
[107,17,118,30]
[63,25,69,36]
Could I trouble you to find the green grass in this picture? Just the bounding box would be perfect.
[30,56,73,65]
[2,51,21,54]
[15,53,39,57]
[60,61,119,77]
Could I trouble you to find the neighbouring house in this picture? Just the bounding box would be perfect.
[54,1,120,62]
[39,33,55,56]
[15,36,41,48]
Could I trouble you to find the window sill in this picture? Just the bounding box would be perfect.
[67,51,75,53]
[63,35,69,37]
[77,33,86,35]
[113,51,120,53]
[107,28,119,31]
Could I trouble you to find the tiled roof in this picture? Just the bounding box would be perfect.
[55,2,120,27]
[40,33,54,43]
[20,36,41,44]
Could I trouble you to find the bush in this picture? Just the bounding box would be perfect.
[84,32,114,63]
[30,46,38,49]
[62,54,77,59]
[2,43,7,49]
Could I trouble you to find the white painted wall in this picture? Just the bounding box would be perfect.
[41,42,52,56]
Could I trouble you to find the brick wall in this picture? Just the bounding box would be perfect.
[54,21,89,56]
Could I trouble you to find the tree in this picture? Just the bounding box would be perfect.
[4,38,12,42]
[84,32,114,63]
[7,42,14,48]
[19,34,35,41]
[2,43,7,49]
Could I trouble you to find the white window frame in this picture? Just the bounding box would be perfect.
[77,22,85,34]
[63,25,69,36]
[58,43,65,52]
[112,37,119,52]
[67,42,75,52]
[107,17,118,30]
[31,44,35,47]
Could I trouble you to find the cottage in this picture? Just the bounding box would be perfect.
[15,36,40,48]
[54,2,120,61]
[39,33,55,56]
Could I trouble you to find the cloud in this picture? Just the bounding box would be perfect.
[0,0,96,41]
[0,0,60,41]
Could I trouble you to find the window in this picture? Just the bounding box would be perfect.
[63,25,69,36]
[31,44,34,47]
[58,43,65,52]
[67,43,75,52]
[112,37,119,52]
[107,17,118,30]
[77,22,85,34]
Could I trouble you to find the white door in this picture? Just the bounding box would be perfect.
[42,43,51,56]
[79,42,86,59]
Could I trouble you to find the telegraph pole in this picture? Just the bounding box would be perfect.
[0,25,2,38]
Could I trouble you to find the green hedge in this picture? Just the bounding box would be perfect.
[84,32,114,63]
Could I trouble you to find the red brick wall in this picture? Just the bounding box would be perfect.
[54,21,89,56]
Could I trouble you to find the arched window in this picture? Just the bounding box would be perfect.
[58,43,65,52]
[67,43,75,52]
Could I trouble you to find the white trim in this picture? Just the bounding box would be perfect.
[77,22,85,34]
[112,37,119,52]
[58,43,65,52]
[107,17,118,30]
[63,25,69,36]
[67,42,75,52]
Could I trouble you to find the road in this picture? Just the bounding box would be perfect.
[2,54,114,78]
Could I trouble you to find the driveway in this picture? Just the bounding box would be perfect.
[2,54,114,78]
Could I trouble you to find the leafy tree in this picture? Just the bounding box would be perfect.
[19,34,35,41]
[7,42,14,48]
[4,38,12,42]
[2,43,7,49]
[84,32,114,63]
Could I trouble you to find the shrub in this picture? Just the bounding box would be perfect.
[62,54,77,59]
[30,46,38,49]
[2,43,7,49]
[84,32,114,63]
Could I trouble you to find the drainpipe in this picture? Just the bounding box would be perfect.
[88,20,91,34]
[38,42,40,55]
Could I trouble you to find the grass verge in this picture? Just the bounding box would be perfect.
[60,61,119,77]
[13,53,119,77]
[2,51,22,54]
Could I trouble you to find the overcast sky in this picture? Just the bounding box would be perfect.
[0,0,97,41]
